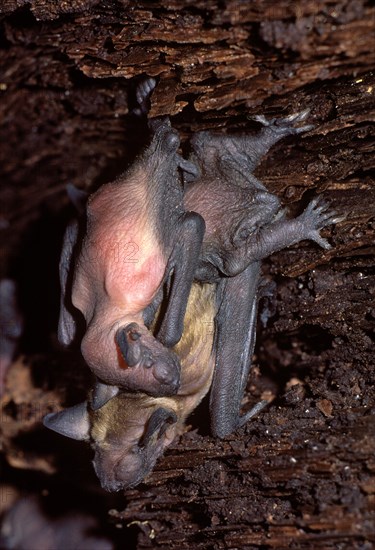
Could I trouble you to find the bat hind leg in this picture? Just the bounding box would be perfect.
[115,323,181,396]
[210,262,266,438]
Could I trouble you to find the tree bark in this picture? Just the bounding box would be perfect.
[0,1,374,549]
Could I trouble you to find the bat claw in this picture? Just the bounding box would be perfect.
[136,77,156,106]
[313,235,332,249]
[253,114,269,125]
[297,196,344,249]
[253,110,314,136]
[294,123,314,134]
[284,108,310,124]
[133,77,157,116]
[239,400,269,427]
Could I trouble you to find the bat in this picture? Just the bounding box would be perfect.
[44,78,342,489]
[56,117,205,397]
[182,112,341,437]
[45,282,216,491]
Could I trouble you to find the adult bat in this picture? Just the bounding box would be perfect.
[44,79,342,490]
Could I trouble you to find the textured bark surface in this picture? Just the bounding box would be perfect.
[0,1,374,549]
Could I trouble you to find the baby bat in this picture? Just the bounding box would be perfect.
[182,112,341,437]
[44,79,342,490]
[57,118,205,397]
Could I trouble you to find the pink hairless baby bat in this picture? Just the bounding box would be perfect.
[57,118,205,398]
[44,79,343,491]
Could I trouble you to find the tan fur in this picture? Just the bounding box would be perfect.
[89,281,216,489]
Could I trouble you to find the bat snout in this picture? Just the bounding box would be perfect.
[93,407,176,491]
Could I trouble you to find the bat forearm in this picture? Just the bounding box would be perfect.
[249,217,308,260]
[221,219,303,276]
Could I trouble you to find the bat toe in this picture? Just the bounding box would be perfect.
[153,360,181,394]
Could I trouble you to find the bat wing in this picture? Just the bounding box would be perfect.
[57,220,79,346]
[156,212,205,348]
[210,261,268,438]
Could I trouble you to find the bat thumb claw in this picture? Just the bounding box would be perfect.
[116,324,142,367]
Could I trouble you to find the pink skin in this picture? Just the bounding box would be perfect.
[71,174,181,395]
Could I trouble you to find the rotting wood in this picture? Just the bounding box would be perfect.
[0,1,374,549]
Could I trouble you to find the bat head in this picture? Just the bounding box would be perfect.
[43,394,179,492]
[91,396,178,491]
[81,320,181,397]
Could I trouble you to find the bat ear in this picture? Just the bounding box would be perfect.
[91,380,120,410]
[43,402,90,441]
[66,183,88,214]
[139,407,177,448]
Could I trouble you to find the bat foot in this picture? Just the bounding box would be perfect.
[116,323,181,395]
[253,109,314,137]
[132,77,157,116]
[298,196,344,249]
[211,400,269,439]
